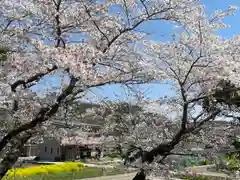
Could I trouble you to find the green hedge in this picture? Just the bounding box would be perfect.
[107,152,125,159]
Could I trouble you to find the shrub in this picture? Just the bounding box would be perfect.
[182,157,201,167]
[107,152,121,159]
[4,162,85,179]
[107,152,126,160]
[199,159,209,166]
[225,152,240,171]
[0,46,10,62]
[54,156,61,162]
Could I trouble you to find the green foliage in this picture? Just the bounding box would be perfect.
[220,136,240,171]
[0,46,10,62]
[214,80,239,105]
[107,152,125,159]
[199,159,209,165]
[182,157,210,167]
[202,79,240,112]
[232,136,240,149]
[225,152,240,171]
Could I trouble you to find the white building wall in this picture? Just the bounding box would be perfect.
[39,137,61,161]
[26,145,39,157]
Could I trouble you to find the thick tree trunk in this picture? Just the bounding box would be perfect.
[130,110,220,180]
[132,169,146,180]
[0,133,31,179]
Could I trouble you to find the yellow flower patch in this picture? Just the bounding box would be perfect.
[4,162,85,179]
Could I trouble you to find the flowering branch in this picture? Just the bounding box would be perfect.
[10,65,58,92]
[0,74,77,153]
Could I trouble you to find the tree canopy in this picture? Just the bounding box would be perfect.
[0,0,240,179]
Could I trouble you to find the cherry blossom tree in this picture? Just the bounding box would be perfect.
[95,4,240,180]
[0,0,239,179]
[0,0,214,178]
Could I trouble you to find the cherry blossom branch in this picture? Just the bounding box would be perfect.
[0,72,145,153]
[137,110,220,165]
[84,5,110,44]
[182,56,202,85]
[146,26,216,166]
[72,76,148,98]
[186,78,214,91]
[217,112,240,122]
[102,8,176,53]
[139,0,150,17]
[182,20,203,86]
[190,110,220,132]
[163,60,182,85]
[1,13,29,33]
[10,65,58,92]
[192,111,205,126]
[53,0,65,48]
[209,7,237,24]
[0,74,77,152]
[162,20,204,93]
[1,19,14,33]
[122,0,131,26]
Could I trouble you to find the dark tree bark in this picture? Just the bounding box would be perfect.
[10,65,58,92]
[133,169,146,180]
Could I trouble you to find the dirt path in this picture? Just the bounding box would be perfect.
[79,173,137,180]
[81,163,230,180]
[79,173,183,180]
[83,163,115,168]
[186,165,229,178]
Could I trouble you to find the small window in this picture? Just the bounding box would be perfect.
[45,147,47,152]
[57,148,59,155]
[51,148,53,154]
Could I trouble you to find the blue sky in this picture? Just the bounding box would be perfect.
[32,0,240,102]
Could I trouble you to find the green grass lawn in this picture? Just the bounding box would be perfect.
[175,174,231,180]
[8,167,127,180]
